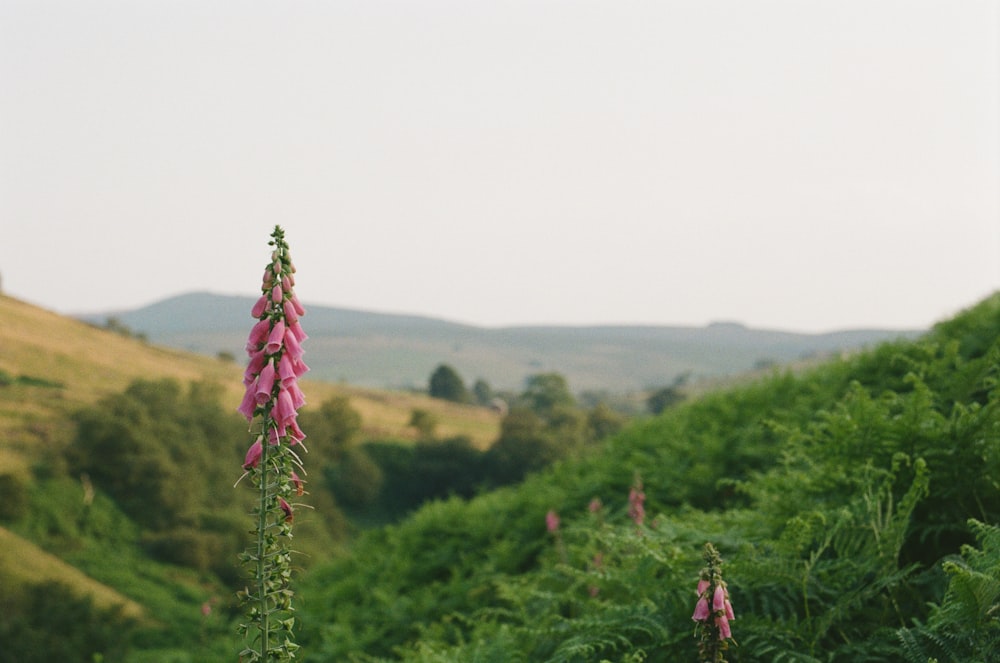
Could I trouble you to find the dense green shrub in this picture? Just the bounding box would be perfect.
[297,294,1000,662]
[0,581,136,663]
[0,470,29,521]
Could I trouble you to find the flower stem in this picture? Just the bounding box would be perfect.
[256,420,272,659]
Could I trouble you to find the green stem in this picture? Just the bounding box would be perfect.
[256,419,272,659]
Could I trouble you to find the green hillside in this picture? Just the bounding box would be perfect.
[293,293,1000,662]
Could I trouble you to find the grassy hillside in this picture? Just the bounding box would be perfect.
[294,293,1000,662]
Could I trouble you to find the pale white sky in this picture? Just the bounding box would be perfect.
[1,1,998,332]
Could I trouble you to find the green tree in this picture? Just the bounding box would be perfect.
[409,408,439,439]
[586,402,627,443]
[429,364,469,403]
[522,373,575,417]
[472,378,494,406]
[647,372,690,414]
[297,396,362,464]
[484,406,559,485]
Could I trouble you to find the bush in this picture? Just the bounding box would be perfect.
[0,471,29,522]
[0,581,136,663]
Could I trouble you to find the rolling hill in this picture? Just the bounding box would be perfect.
[76,291,922,392]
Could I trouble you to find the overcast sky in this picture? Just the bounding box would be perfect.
[1,1,997,332]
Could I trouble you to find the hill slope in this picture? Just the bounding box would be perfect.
[78,291,922,391]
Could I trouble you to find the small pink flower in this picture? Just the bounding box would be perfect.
[697,579,709,596]
[201,602,212,617]
[271,284,283,304]
[265,320,286,355]
[238,386,257,421]
[287,381,306,409]
[692,597,710,621]
[245,319,270,353]
[716,615,731,639]
[288,319,309,343]
[244,349,267,385]
[277,353,297,386]
[588,497,602,513]
[273,389,297,430]
[628,487,645,526]
[243,438,263,470]
[725,599,735,621]
[291,471,304,496]
[545,509,560,533]
[282,326,303,361]
[713,585,726,612]
[254,360,277,405]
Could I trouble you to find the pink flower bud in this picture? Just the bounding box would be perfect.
[283,300,299,324]
[271,284,283,304]
[290,294,305,317]
[291,471,304,496]
[251,294,269,319]
[697,579,709,596]
[279,497,294,522]
[286,419,306,445]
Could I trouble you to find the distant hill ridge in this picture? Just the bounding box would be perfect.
[78,292,923,392]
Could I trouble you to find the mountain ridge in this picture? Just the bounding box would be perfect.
[77,291,924,392]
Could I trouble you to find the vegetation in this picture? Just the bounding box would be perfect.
[428,364,470,403]
[295,294,1000,662]
[1,290,998,661]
